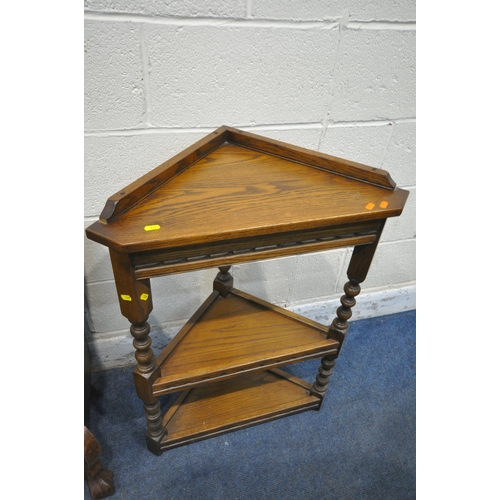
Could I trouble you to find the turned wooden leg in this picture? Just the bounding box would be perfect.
[312,279,360,397]
[130,320,166,455]
[84,426,115,499]
[327,278,361,346]
[213,265,234,297]
[108,249,166,454]
[312,232,383,400]
[312,354,337,398]
[131,320,156,375]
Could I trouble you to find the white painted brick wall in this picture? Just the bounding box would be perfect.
[328,29,416,122]
[84,1,416,369]
[144,24,339,127]
[253,1,415,22]
[84,22,144,130]
[85,1,247,18]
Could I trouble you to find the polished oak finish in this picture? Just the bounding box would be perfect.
[88,141,407,254]
[160,368,320,451]
[152,288,338,396]
[85,126,409,456]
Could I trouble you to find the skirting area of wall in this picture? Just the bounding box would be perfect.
[87,283,416,371]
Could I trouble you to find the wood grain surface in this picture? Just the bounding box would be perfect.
[87,142,408,253]
[152,291,338,396]
[84,127,410,455]
[161,369,320,450]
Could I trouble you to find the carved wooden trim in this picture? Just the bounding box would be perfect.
[133,231,378,279]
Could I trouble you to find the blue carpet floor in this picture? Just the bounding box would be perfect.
[85,310,415,500]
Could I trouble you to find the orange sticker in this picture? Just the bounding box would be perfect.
[380,201,389,209]
[365,202,375,210]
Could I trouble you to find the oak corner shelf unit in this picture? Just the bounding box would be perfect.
[85,125,409,455]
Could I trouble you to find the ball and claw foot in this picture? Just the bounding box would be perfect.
[84,426,115,499]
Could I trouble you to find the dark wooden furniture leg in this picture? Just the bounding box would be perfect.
[109,249,166,455]
[85,326,115,499]
[213,265,234,296]
[84,426,115,500]
[312,231,384,400]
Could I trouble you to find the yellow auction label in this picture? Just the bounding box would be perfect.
[144,224,161,231]
[121,294,132,301]
[140,293,149,301]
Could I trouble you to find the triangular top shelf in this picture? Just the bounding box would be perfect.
[86,126,409,253]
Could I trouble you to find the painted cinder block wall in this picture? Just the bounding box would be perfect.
[84,1,416,370]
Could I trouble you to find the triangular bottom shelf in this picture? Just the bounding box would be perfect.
[159,368,321,451]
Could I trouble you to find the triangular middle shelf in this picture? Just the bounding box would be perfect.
[152,288,339,396]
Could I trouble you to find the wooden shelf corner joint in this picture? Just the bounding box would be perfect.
[86,126,409,456]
